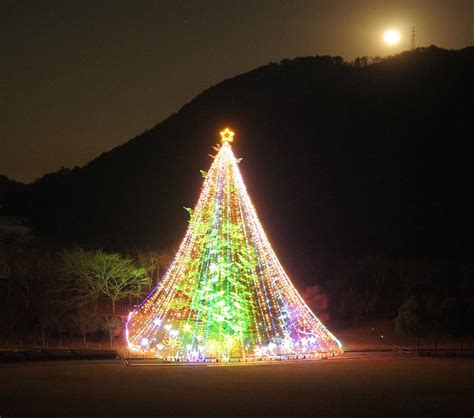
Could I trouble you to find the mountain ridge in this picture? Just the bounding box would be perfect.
[3,46,472,278]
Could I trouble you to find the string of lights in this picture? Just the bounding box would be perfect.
[126,128,343,361]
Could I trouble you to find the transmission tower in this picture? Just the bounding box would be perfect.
[411,26,416,51]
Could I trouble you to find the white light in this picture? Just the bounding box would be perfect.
[384,29,401,45]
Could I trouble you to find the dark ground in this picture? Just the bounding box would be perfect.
[1,357,472,417]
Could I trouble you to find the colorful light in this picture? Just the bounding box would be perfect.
[126,129,343,360]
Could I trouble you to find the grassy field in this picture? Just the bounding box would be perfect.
[1,357,472,417]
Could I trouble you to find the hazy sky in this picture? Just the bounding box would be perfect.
[2,0,472,182]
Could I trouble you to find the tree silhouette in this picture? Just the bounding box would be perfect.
[61,249,151,314]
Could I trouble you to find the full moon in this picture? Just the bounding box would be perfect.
[384,29,401,45]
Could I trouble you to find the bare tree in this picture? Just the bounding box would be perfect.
[92,252,150,314]
[100,315,122,347]
[136,248,174,286]
[71,307,99,343]
[61,249,152,314]
[48,306,71,348]
[60,248,102,308]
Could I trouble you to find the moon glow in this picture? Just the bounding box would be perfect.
[384,29,401,45]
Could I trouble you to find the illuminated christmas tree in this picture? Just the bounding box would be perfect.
[126,128,342,360]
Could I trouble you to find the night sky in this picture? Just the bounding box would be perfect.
[2,0,473,183]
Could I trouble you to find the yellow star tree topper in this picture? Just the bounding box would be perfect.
[220,127,235,143]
